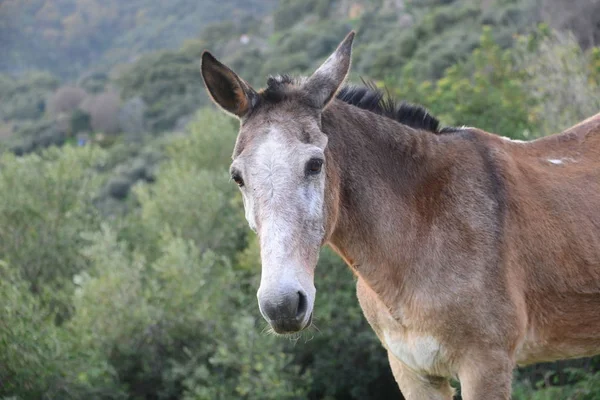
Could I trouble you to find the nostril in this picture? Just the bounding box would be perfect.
[296,291,308,320]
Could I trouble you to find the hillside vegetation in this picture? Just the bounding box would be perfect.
[1,0,600,399]
[0,0,277,77]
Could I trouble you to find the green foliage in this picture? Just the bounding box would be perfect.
[0,146,105,315]
[514,29,600,135]
[107,0,540,132]
[78,72,109,94]
[118,97,148,140]
[70,109,92,134]
[0,261,68,397]
[129,110,246,259]
[116,50,207,132]
[273,0,333,31]
[0,152,120,399]
[389,25,600,139]
[350,0,535,80]
[0,0,277,78]
[0,71,59,122]
[9,119,68,155]
[2,1,600,399]
[513,368,600,400]
[391,26,534,138]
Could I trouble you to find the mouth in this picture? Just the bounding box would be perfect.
[269,312,313,335]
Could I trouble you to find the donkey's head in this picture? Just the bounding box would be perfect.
[201,32,354,334]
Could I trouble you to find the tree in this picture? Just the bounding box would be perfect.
[81,89,121,134]
[514,28,600,135]
[0,146,105,315]
[47,86,87,116]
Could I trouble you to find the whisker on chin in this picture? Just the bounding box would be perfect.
[261,324,273,335]
[309,322,321,334]
[259,321,321,344]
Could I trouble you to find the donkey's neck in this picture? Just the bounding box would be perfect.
[322,100,456,299]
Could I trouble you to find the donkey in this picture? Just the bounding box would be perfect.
[201,32,600,399]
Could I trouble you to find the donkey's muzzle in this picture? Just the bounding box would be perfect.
[259,290,310,333]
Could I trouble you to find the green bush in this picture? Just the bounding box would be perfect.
[126,110,245,260]
[513,368,600,400]
[391,26,536,138]
[514,29,600,136]
[0,146,106,317]
[116,51,207,133]
[0,71,59,122]
[106,175,133,199]
[273,0,321,31]
[70,109,92,134]
[0,219,120,400]
[10,119,67,155]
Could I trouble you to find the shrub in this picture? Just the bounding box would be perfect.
[106,176,133,199]
[78,72,109,94]
[0,216,120,400]
[118,96,147,140]
[0,71,59,122]
[116,50,206,132]
[0,146,106,317]
[392,26,535,139]
[515,29,600,136]
[115,110,244,258]
[70,108,92,134]
[82,90,121,134]
[48,86,87,117]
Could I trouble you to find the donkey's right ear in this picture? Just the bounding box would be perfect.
[201,52,258,118]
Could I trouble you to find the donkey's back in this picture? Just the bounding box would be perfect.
[489,112,600,364]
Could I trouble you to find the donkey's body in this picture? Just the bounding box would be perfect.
[201,32,600,399]
[323,99,600,397]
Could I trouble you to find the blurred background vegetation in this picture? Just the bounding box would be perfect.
[1,0,600,399]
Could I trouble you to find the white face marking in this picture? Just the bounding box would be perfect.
[384,331,443,372]
[233,126,328,329]
[247,134,326,266]
[548,158,563,165]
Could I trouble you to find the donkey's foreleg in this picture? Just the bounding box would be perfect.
[387,352,454,400]
[457,349,514,400]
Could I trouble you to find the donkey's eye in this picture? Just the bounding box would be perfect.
[306,158,323,175]
[232,173,244,187]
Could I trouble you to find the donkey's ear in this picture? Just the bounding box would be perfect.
[303,31,355,109]
[201,52,258,118]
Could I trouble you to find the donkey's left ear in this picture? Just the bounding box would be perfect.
[303,31,355,109]
[201,52,258,118]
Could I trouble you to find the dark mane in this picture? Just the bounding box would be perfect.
[336,81,456,134]
[260,75,457,134]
